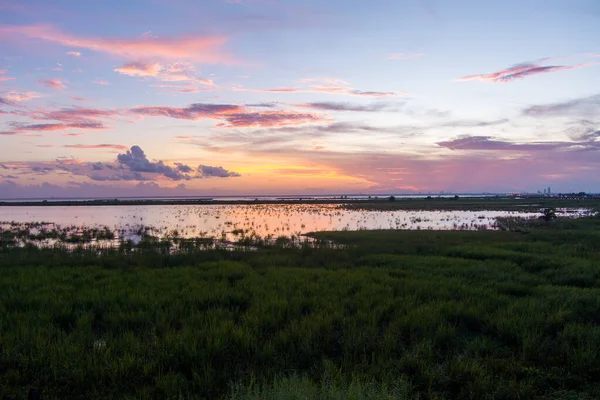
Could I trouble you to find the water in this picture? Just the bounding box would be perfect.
[0,204,588,242]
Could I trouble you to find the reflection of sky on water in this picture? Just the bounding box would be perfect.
[0,204,592,242]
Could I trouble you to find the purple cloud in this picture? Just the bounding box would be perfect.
[175,162,194,173]
[3,146,240,183]
[523,94,600,118]
[131,103,325,128]
[116,145,239,180]
[293,102,399,112]
[38,79,67,89]
[9,121,107,133]
[117,145,193,180]
[197,165,240,178]
[458,61,598,83]
[438,135,600,152]
[63,144,128,150]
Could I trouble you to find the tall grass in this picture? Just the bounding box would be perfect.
[227,374,413,400]
[2,217,600,399]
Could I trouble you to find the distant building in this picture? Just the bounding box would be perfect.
[543,189,547,194]
[548,186,551,194]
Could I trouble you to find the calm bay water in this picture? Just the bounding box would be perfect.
[0,204,584,241]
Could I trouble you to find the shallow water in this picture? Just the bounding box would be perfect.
[0,204,590,242]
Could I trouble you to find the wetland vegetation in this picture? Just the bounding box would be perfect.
[2,208,600,399]
[1,198,596,246]
[2,195,600,212]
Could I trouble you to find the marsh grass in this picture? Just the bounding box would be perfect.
[1,217,600,399]
[227,373,413,400]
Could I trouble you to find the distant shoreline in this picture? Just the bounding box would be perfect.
[1,195,598,211]
[0,197,475,207]
[0,193,502,203]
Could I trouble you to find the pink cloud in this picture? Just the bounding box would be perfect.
[131,103,326,128]
[4,91,40,102]
[286,148,600,193]
[0,76,15,82]
[66,51,81,56]
[161,63,215,85]
[234,78,404,97]
[38,79,66,89]
[115,62,163,77]
[0,24,236,64]
[11,122,106,133]
[24,107,120,122]
[114,62,216,90]
[172,131,600,193]
[457,61,598,83]
[219,111,324,128]
[131,104,241,120]
[5,106,119,135]
[63,144,128,150]
[93,79,109,85]
[16,110,92,123]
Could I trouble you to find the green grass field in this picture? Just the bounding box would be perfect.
[2,217,600,399]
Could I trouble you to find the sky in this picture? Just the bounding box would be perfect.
[0,0,599,198]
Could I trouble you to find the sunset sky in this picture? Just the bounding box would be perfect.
[1,0,599,198]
